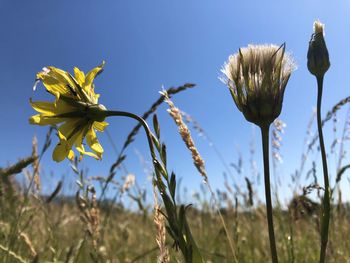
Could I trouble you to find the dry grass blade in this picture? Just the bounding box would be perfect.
[0,156,37,177]
[308,95,350,151]
[0,243,29,263]
[19,232,37,257]
[31,136,41,192]
[272,119,286,165]
[153,187,169,263]
[76,187,101,249]
[46,181,63,203]
[336,164,350,184]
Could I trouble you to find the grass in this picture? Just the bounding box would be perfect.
[1,190,350,262]
[2,85,350,262]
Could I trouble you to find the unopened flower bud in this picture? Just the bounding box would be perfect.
[307,20,330,78]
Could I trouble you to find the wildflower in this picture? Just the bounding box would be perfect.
[221,44,295,127]
[307,20,330,78]
[221,44,295,263]
[29,62,108,162]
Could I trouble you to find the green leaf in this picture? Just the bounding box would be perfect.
[151,133,161,152]
[153,114,161,139]
[170,172,176,200]
[161,143,167,168]
[154,159,168,180]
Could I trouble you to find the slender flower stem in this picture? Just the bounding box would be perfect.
[316,76,330,263]
[104,110,157,163]
[260,124,279,263]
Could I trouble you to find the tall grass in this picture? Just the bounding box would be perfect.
[2,88,350,262]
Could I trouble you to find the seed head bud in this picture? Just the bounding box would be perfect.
[221,44,295,127]
[307,20,330,78]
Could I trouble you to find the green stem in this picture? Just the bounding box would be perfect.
[104,111,157,162]
[260,124,279,263]
[316,76,331,263]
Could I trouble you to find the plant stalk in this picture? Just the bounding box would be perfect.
[104,110,202,263]
[104,111,157,162]
[316,76,330,263]
[260,124,279,263]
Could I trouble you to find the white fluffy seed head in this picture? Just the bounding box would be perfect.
[221,44,296,126]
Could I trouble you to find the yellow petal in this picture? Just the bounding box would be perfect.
[68,123,89,146]
[74,67,86,87]
[76,144,99,160]
[29,114,66,126]
[83,62,105,104]
[48,67,77,89]
[86,127,103,157]
[84,61,105,88]
[30,100,56,115]
[68,150,75,160]
[52,141,70,162]
[93,121,109,132]
[37,71,73,99]
[53,123,88,162]
[74,124,90,148]
[53,138,77,162]
[47,67,90,103]
[74,124,101,160]
[30,98,77,117]
[57,119,81,140]
[54,99,80,114]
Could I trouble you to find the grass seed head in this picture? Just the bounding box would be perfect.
[161,90,207,180]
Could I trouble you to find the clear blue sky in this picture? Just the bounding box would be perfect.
[1,0,350,204]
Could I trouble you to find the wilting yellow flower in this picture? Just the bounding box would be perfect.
[221,44,295,127]
[29,62,108,162]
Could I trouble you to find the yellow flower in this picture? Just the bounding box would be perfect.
[29,62,108,162]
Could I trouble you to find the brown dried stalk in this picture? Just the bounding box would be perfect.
[76,187,101,249]
[153,187,169,263]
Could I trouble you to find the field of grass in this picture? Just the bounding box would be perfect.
[2,22,350,262]
[2,88,350,263]
[1,170,350,263]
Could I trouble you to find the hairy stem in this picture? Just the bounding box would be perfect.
[316,76,331,263]
[261,124,279,263]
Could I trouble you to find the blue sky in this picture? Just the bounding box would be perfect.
[1,0,350,204]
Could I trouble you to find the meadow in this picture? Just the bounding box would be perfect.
[1,82,350,263]
[0,14,349,263]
